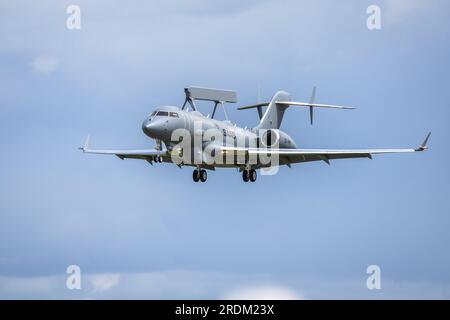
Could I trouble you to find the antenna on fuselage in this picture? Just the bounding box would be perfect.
[182,86,237,120]
[182,88,197,111]
[256,85,263,120]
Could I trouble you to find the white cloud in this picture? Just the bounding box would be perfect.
[224,285,304,300]
[31,56,59,75]
[0,271,449,299]
[89,273,120,293]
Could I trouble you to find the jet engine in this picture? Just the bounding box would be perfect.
[260,129,280,147]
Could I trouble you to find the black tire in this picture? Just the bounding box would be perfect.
[193,169,199,182]
[242,170,249,182]
[200,169,207,182]
[249,169,257,182]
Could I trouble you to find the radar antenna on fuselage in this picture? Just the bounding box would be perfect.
[181,86,237,121]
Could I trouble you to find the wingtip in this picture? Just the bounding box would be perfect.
[415,132,431,152]
[79,134,91,152]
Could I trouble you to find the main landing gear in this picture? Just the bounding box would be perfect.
[193,169,207,182]
[192,169,256,183]
[242,169,257,182]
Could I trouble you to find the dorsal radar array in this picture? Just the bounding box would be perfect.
[182,86,237,120]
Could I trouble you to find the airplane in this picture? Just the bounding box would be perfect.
[80,86,430,183]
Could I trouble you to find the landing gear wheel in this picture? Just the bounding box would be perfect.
[242,170,249,182]
[200,169,207,182]
[193,169,200,182]
[249,169,257,182]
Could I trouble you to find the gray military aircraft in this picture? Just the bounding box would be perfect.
[80,86,430,182]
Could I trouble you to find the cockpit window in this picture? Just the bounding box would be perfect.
[150,110,178,118]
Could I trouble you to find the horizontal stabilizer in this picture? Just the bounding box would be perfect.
[237,102,270,110]
[276,101,355,109]
[238,88,354,126]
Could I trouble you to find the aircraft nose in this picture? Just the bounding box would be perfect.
[142,118,166,138]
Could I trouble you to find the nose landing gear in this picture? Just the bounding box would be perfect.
[193,169,207,182]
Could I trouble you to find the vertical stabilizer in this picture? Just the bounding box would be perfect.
[256,91,291,129]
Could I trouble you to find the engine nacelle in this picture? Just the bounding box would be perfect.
[260,129,280,147]
[259,129,297,149]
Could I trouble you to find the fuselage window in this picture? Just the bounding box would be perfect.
[169,112,179,118]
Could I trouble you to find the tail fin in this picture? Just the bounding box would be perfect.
[256,90,292,129]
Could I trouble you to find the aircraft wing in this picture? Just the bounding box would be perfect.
[221,132,431,165]
[79,135,166,160]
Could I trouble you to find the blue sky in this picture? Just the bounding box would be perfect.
[0,0,449,299]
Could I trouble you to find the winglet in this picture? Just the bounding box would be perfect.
[79,134,91,152]
[415,132,431,152]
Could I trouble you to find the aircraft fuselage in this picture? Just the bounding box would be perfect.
[141,105,297,168]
